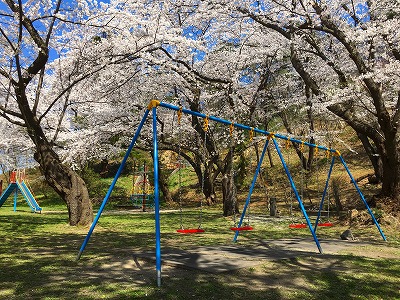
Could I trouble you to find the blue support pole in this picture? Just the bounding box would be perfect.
[233,138,270,242]
[76,109,151,260]
[152,106,162,287]
[337,154,387,241]
[314,156,335,232]
[271,138,323,254]
[13,188,17,212]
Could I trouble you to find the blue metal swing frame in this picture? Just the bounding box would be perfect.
[76,100,386,287]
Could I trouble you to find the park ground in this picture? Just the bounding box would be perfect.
[1,129,400,299]
[0,203,399,300]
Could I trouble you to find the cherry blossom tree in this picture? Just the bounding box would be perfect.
[4,0,398,223]
[0,0,100,225]
[184,0,400,208]
[0,0,188,224]
[57,1,241,216]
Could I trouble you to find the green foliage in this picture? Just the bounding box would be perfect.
[234,152,249,189]
[372,208,384,223]
[92,35,101,43]
[73,149,155,207]
[167,167,198,193]
[79,169,134,207]
[79,167,105,199]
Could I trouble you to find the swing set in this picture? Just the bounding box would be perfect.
[175,107,205,233]
[76,100,386,287]
[286,143,334,229]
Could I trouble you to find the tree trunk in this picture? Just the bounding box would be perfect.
[328,101,400,205]
[221,148,239,216]
[222,171,238,217]
[269,197,277,216]
[12,84,94,226]
[202,163,217,205]
[356,132,383,181]
[158,163,173,203]
[239,0,400,211]
[332,178,343,212]
[2,4,94,226]
[279,110,311,170]
[379,138,400,199]
[179,152,217,206]
[34,142,93,226]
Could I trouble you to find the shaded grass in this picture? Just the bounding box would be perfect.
[0,208,399,300]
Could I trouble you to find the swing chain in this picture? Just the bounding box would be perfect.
[198,129,207,230]
[325,149,331,159]
[249,127,254,141]
[229,124,237,227]
[177,106,183,125]
[203,115,209,132]
[177,111,184,229]
[285,139,291,149]
[228,122,240,227]
[229,122,234,136]
[314,145,319,156]
[300,141,305,152]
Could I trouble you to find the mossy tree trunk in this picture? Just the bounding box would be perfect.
[34,142,93,225]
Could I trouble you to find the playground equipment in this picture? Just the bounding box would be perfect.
[230,123,253,232]
[287,145,334,229]
[0,170,42,213]
[130,161,154,211]
[77,100,386,287]
[176,108,205,234]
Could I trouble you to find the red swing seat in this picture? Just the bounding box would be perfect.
[289,223,307,228]
[317,222,333,227]
[289,222,333,228]
[230,225,253,231]
[176,228,205,234]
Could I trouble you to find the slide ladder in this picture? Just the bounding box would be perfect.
[0,183,18,208]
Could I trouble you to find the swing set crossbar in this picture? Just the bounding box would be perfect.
[158,102,339,156]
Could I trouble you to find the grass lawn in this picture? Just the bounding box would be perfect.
[0,202,399,300]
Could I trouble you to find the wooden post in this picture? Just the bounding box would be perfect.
[269,197,277,216]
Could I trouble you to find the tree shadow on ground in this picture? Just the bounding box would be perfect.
[1,212,399,299]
